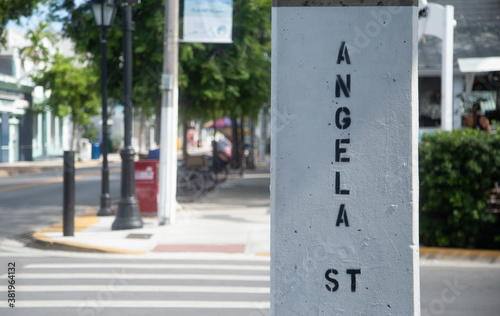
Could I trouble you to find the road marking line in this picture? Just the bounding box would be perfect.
[0,300,271,309]
[0,253,45,257]
[15,285,270,293]
[0,273,270,281]
[0,168,121,193]
[25,263,270,270]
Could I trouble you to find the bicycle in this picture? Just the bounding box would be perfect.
[177,167,206,200]
[206,155,229,183]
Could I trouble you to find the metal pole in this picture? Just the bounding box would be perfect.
[63,151,75,236]
[112,2,143,230]
[97,26,113,216]
[248,118,255,169]
[158,0,179,225]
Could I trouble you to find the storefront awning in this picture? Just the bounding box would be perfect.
[458,57,500,73]
[457,57,500,111]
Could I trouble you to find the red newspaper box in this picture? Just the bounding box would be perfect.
[134,160,159,216]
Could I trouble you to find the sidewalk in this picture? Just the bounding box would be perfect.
[31,162,272,256]
[0,153,122,177]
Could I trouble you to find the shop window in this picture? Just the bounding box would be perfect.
[419,78,441,127]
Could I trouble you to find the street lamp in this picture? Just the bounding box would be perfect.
[112,0,143,230]
[90,0,117,216]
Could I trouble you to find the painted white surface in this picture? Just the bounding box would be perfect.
[425,3,454,131]
[271,6,419,315]
[458,57,500,73]
[441,5,454,131]
[0,300,270,309]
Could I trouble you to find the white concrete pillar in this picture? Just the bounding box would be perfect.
[271,1,420,314]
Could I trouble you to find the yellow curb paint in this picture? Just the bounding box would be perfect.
[0,168,121,193]
[40,209,99,233]
[32,232,147,255]
[420,247,500,258]
[32,207,147,255]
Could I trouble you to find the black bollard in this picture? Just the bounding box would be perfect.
[63,151,75,237]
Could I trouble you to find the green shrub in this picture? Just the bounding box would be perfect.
[419,129,500,249]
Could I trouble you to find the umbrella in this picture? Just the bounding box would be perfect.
[204,117,232,129]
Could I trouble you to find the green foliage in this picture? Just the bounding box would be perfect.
[179,0,271,121]
[419,129,500,249]
[0,0,45,47]
[19,22,56,75]
[47,0,271,126]
[33,53,100,127]
[82,123,99,142]
[48,0,165,119]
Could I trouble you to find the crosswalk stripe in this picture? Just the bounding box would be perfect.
[0,253,43,257]
[25,263,270,271]
[0,300,270,309]
[15,285,270,293]
[0,273,269,281]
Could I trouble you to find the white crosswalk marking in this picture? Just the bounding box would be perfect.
[25,263,270,271]
[15,285,270,293]
[1,300,271,309]
[0,257,271,314]
[0,273,269,281]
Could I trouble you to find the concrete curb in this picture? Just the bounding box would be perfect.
[31,209,147,255]
[0,155,123,178]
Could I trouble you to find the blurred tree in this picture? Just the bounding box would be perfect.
[47,0,271,152]
[0,0,45,47]
[19,21,57,77]
[179,0,271,167]
[178,0,271,122]
[47,0,163,122]
[34,53,100,150]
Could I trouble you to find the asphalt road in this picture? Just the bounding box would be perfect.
[0,247,499,316]
[0,163,121,240]
[0,165,499,315]
[420,263,500,316]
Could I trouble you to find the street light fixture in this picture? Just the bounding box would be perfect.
[90,0,117,216]
[112,0,143,230]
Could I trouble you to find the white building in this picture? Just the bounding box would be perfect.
[419,0,500,130]
[0,26,77,162]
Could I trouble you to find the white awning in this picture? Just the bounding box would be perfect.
[458,57,500,73]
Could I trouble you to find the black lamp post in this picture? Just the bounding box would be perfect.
[90,0,117,216]
[112,0,143,230]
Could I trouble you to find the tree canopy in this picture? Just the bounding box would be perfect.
[19,21,56,76]
[34,53,100,149]
[47,0,271,124]
[179,0,271,121]
[0,0,45,47]
[48,0,165,118]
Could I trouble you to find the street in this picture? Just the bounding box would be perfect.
[0,246,499,315]
[0,166,499,315]
[0,248,270,316]
[0,163,121,240]
[420,262,500,316]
